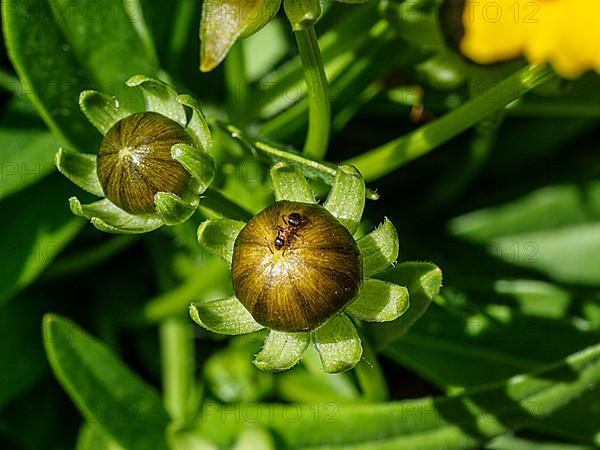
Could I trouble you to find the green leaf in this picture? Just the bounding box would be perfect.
[171,143,215,193]
[155,192,198,226]
[76,423,124,450]
[79,90,134,136]
[270,162,316,203]
[346,278,409,322]
[197,218,245,265]
[69,197,163,234]
[55,148,103,197]
[232,427,275,450]
[450,183,600,285]
[0,97,58,200]
[200,0,282,72]
[43,314,170,450]
[0,175,83,305]
[254,330,310,372]
[189,298,264,335]
[323,165,365,234]
[313,314,363,373]
[368,262,442,350]
[199,343,600,449]
[127,75,187,126]
[358,218,399,277]
[3,0,159,150]
[178,94,212,153]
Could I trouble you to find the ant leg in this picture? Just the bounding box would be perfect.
[281,215,288,226]
[264,237,274,254]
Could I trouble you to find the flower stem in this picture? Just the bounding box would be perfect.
[345,64,556,181]
[354,334,389,402]
[295,25,330,160]
[200,187,253,221]
[225,41,247,125]
[160,318,196,425]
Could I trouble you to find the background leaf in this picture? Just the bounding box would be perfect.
[43,314,171,450]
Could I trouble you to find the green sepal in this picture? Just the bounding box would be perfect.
[369,262,442,350]
[346,278,409,322]
[323,165,365,234]
[254,330,310,372]
[79,90,133,135]
[189,298,264,335]
[69,197,163,234]
[178,94,212,152]
[126,75,187,127]
[55,148,103,196]
[283,0,321,31]
[200,0,282,72]
[232,427,275,450]
[171,143,215,194]
[270,162,316,203]
[155,192,199,226]
[313,314,363,373]
[358,218,399,277]
[197,218,245,265]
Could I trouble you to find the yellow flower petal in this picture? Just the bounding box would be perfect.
[460,0,600,78]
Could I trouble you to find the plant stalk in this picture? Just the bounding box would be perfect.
[345,64,556,181]
[295,25,331,160]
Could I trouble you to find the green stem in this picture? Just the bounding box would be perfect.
[224,41,247,124]
[200,187,253,221]
[346,64,556,181]
[168,0,196,74]
[295,25,330,160]
[160,318,196,425]
[354,334,389,402]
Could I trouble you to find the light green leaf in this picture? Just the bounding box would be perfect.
[254,330,310,372]
[43,314,170,450]
[449,183,600,285]
[232,427,275,450]
[197,218,245,265]
[171,143,215,193]
[200,0,282,72]
[76,423,124,450]
[270,162,316,203]
[127,75,187,126]
[189,298,264,335]
[0,175,83,305]
[323,165,365,234]
[155,192,198,226]
[178,94,212,152]
[369,262,442,350]
[346,278,409,322]
[200,343,600,449]
[313,314,363,373]
[79,90,133,136]
[69,197,163,234]
[55,148,103,196]
[358,218,399,277]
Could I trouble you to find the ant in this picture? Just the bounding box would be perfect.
[265,212,304,253]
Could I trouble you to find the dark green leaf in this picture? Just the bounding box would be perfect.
[43,314,170,450]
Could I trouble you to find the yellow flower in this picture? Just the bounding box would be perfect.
[460,0,600,78]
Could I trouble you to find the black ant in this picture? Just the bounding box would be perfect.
[265,212,303,253]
